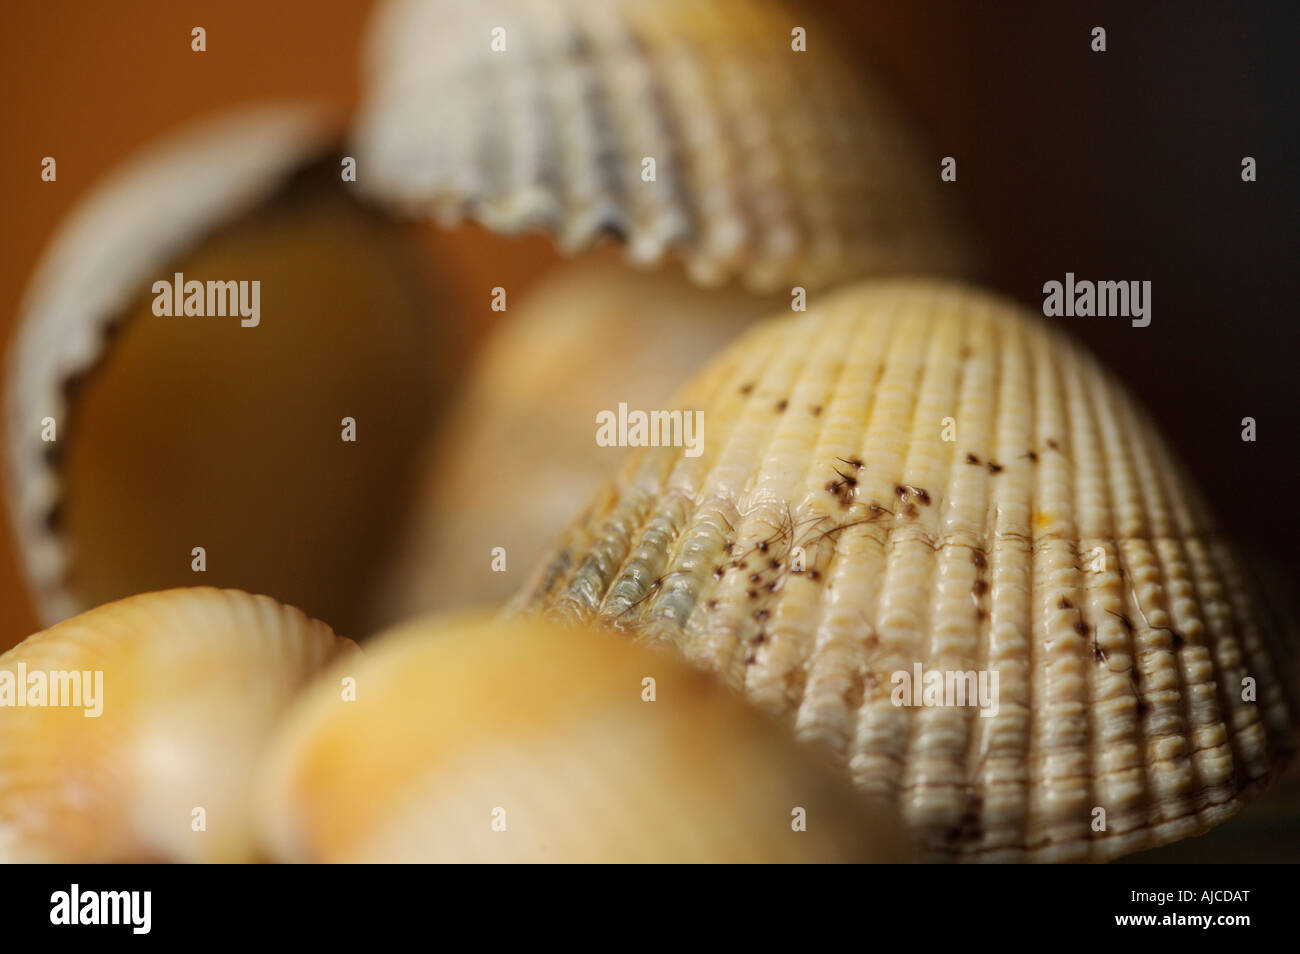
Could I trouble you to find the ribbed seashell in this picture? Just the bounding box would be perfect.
[378,252,777,625]
[355,0,972,292]
[257,612,908,862]
[4,105,447,636]
[0,588,357,862]
[518,279,1300,861]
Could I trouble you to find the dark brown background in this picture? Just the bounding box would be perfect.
[2,1,1296,642]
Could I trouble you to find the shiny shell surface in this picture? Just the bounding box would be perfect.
[257,612,908,862]
[0,588,356,862]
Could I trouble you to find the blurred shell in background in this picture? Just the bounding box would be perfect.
[4,106,450,639]
[257,612,909,862]
[355,0,973,292]
[0,588,356,862]
[518,279,1300,861]
[377,252,780,626]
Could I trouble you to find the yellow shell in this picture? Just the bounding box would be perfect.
[257,612,908,862]
[518,279,1300,861]
[0,588,356,862]
[355,0,972,291]
[4,106,448,636]
[378,253,778,625]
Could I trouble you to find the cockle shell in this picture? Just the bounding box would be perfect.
[517,279,1300,861]
[4,105,447,637]
[355,0,972,292]
[378,252,778,625]
[257,612,908,862]
[0,588,357,862]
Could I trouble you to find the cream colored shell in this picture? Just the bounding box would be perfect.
[518,279,1300,861]
[3,106,329,625]
[355,0,971,291]
[4,105,448,640]
[0,588,356,862]
[257,612,909,862]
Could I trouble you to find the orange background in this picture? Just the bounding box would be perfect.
[0,1,378,644]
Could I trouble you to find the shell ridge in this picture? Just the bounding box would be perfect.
[555,482,658,627]
[856,294,945,837]
[1063,343,1136,860]
[640,316,806,666]
[499,4,565,230]
[893,295,976,851]
[1205,538,1294,771]
[1036,329,1101,859]
[937,300,1002,858]
[584,3,693,262]
[700,313,830,681]
[738,7,810,282]
[936,303,998,857]
[1216,545,1300,751]
[641,1,752,283]
[519,311,749,626]
[593,314,790,639]
[623,334,779,644]
[790,303,904,760]
[1116,384,1237,846]
[738,307,870,730]
[979,310,1035,859]
[704,5,794,286]
[1146,417,1299,768]
[1107,374,1227,842]
[556,20,633,250]
[1079,361,1159,859]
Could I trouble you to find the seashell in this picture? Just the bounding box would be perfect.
[257,611,908,862]
[355,0,973,292]
[517,278,1300,861]
[378,251,778,625]
[4,105,449,637]
[0,588,357,862]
